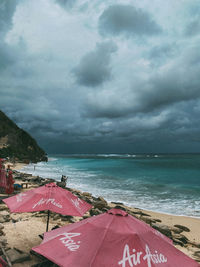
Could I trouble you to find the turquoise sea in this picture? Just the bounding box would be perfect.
[20,154,200,217]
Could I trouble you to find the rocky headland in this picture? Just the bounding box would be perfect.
[0,110,47,163]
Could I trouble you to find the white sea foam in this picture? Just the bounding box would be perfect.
[19,155,200,217]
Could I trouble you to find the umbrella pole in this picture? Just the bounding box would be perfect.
[46,210,50,232]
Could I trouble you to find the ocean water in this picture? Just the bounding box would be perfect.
[20,154,200,217]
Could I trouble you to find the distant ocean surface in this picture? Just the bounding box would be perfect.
[20,154,200,217]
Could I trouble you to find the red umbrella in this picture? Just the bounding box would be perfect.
[3,183,92,231]
[32,208,199,267]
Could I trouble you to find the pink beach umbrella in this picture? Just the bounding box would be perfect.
[3,183,92,231]
[32,208,199,267]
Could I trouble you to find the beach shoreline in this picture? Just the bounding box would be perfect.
[0,162,200,265]
[5,161,27,171]
[22,154,200,218]
[16,160,200,219]
[11,161,200,238]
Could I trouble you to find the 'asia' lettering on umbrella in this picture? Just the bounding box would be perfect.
[58,232,81,251]
[118,244,167,267]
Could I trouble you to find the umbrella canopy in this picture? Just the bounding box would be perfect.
[3,183,91,216]
[3,183,92,231]
[32,208,199,267]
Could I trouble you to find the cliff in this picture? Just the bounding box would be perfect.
[0,110,47,162]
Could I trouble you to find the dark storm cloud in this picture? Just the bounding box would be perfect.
[73,41,117,87]
[84,105,129,119]
[0,0,17,36]
[83,101,200,146]
[0,43,15,70]
[84,43,200,120]
[184,1,200,36]
[148,44,175,60]
[185,19,200,36]
[141,73,200,113]
[0,0,19,72]
[187,1,200,16]
[55,0,76,8]
[1,0,200,153]
[67,100,200,153]
[98,4,162,37]
[147,44,177,67]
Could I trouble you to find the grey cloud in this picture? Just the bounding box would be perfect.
[0,0,19,72]
[73,41,117,87]
[148,44,176,60]
[98,4,162,37]
[84,106,129,119]
[147,44,177,67]
[184,1,200,36]
[141,79,193,113]
[185,19,200,36]
[55,0,76,9]
[187,1,200,17]
[84,43,200,120]
[143,48,200,112]
[77,102,200,153]
[0,37,26,73]
[1,0,200,154]
[0,42,15,70]
[0,0,17,37]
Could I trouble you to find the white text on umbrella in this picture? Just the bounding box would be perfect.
[71,198,83,209]
[58,232,81,251]
[32,198,62,209]
[16,193,27,202]
[118,244,167,267]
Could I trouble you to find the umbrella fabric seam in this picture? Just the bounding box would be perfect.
[89,214,115,267]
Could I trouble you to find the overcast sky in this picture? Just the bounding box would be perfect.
[1,0,200,154]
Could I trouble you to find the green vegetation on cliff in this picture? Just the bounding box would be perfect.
[0,110,47,162]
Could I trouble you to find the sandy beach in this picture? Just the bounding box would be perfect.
[141,209,200,260]
[0,163,200,266]
[5,162,26,171]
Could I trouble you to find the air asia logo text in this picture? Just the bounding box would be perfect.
[32,198,62,209]
[118,244,167,267]
[71,198,83,210]
[58,233,81,251]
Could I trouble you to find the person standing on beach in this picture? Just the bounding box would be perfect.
[6,165,15,195]
[56,175,68,188]
[6,164,11,173]
[0,160,7,193]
